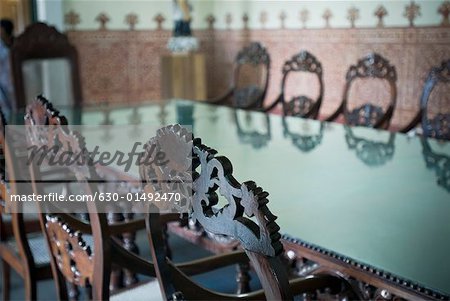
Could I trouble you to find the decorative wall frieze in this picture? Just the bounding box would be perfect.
[279,11,287,29]
[67,27,450,129]
[260,11,268,29]
[348,7,360,28]
[323,9,332,28]
[125,13,138,31]
[439,1,450,26]
[299,9,309,29]
[225,13,232,30]
[375,5,388,28]
[242,13,249,30]
[64,10,80,30]
[95,12,110,30]
[153,13,165,30]
[404,1,421,27]
[206,14,215,30]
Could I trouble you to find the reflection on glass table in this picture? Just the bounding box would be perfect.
[421,138,450,192]
[233,110,271,149]
[281,117,324,152]
[344,126,395,166]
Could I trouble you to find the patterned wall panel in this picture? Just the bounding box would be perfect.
[67,26,450,128]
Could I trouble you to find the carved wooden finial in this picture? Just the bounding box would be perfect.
[323,9,332,28]
[154,13,165,30]
[404,1,421,27]
[347,7,359,28]
[438,1,450,26]
[125,13,138,31]
[95,12,110,30]
[206,14,216,30]
[299,9,309,29]
[260,11,268,29]
[225,13,232,30]
[374,5,388,28]
[242,13,249,30]
[279,11,287,29]
[64,10,80,30]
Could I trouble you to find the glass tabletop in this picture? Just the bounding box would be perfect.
[13,99,450,296]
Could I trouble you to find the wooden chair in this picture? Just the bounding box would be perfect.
[326,53,397,129]
[266,50,324,119]
[10,22,83,110]
[211,42,270,110]
[0,107,53,300]
[401,60,450,140]
[141,124,353,300]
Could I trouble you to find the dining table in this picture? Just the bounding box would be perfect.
[11,98,450,300]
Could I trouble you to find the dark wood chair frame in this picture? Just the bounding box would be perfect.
[24,100,259,300]
[10,22,83,110]
[0,107,54,300]
[210,42,270,110]
[401,60,450,140]
[326,53,397,129]
[141,124,353,300]
[266,50,324,119]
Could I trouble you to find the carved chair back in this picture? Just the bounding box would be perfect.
[420,60,450,140]
[232,42,271,110]
[10,22,83,110]
[141,124,293,300]
[279,51,324,119]
[340,53,397,129]
[24,97,111,300]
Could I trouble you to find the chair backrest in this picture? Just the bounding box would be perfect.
[232,42,270,110]
[342,53,397,129]
[420,60,450,140]
[24,97,110,300]
[280,51,324,119]
[10,22,83,110]
[141,124,292,300]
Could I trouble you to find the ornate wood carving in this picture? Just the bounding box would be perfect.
[191,138,283,257]
[45,215,93,287]
[344,127,395,166]
[282,234,450,300]
[342,53,397,128]
[279,50,323,118]
[232,42,270,109]
[420,60,450,140]
[10,22,83,110]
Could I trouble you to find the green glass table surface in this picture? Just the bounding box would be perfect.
[13,99,450,296]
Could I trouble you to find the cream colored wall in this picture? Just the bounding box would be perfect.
[61,0,445,31]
